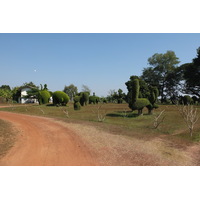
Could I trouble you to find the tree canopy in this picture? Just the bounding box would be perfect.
[141,51,180,102]
[179,47,200,97]
[63,84,78,101]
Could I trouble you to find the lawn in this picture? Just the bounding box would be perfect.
[1,102,200,142]
[1,102,200,165]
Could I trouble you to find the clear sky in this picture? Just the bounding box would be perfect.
[0,33,200,96]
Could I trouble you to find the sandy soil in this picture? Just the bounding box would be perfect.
[0,111,98,166]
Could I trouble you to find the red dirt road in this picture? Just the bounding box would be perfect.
[0,111,98,166]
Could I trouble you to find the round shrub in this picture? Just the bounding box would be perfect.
[183,95,193,105]
[192,96,198,105]
[74,96,81,103]
[74,102,81,110]
[53,91,69,106]
[38,90,51,104]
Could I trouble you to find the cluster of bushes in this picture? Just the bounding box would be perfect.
[106,89,126,104]
[162,95,200,105]
[72,92,89,110]
[72,92,101,110]
[100,98,108,103]
[177,95,199,105]
[27,84,70,106]
[69,92,89,109]
[89,96,100,104]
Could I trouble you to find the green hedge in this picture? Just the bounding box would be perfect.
[80,92,89,106]
[53,91,69,106]
[132,98,150,110]
[89,96,100,104]
[74,96,81,103]
[74,102,81,110]
[38,90,51,104]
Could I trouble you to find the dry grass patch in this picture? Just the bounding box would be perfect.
[57,120,194,166]
[0,119,17,158]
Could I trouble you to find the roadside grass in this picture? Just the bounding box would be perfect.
[1,103,199,142]
[0,119,17,158]
[1,103,200,165]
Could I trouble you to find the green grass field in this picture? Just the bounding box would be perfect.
[1,102,200,165]
[1,102,200,143]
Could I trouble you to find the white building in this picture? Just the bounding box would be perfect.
[18,87,39,104]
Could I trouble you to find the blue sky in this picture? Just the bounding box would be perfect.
[0,33,200,96]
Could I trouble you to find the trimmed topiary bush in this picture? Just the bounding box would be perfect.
[192,96,199,105]
[73,95,81,110]
[153,103,159,109]
[38,90,51,104]
[132,79,140,102]
[89,96,100,104]
[80,92,89,106]
[74,96,81,103]
[89,96,96,104]
[53,91,69,106]
[128,79,150,115]
[183,95,193,105]
[132,98,150,115]
[74,102,81,110]
[147,86,159,114]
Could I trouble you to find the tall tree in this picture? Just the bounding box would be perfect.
[63,84,78,101]
[179,47,200,97]
[141,51,180,102]
[0,88,12,102]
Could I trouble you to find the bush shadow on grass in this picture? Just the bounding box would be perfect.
[106,112,138,118]
[46,104,69,107]
[46,104,55,107]
[106,110,151,118]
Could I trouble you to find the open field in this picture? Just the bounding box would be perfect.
[1,103,200,139]
[0,103,200,165]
